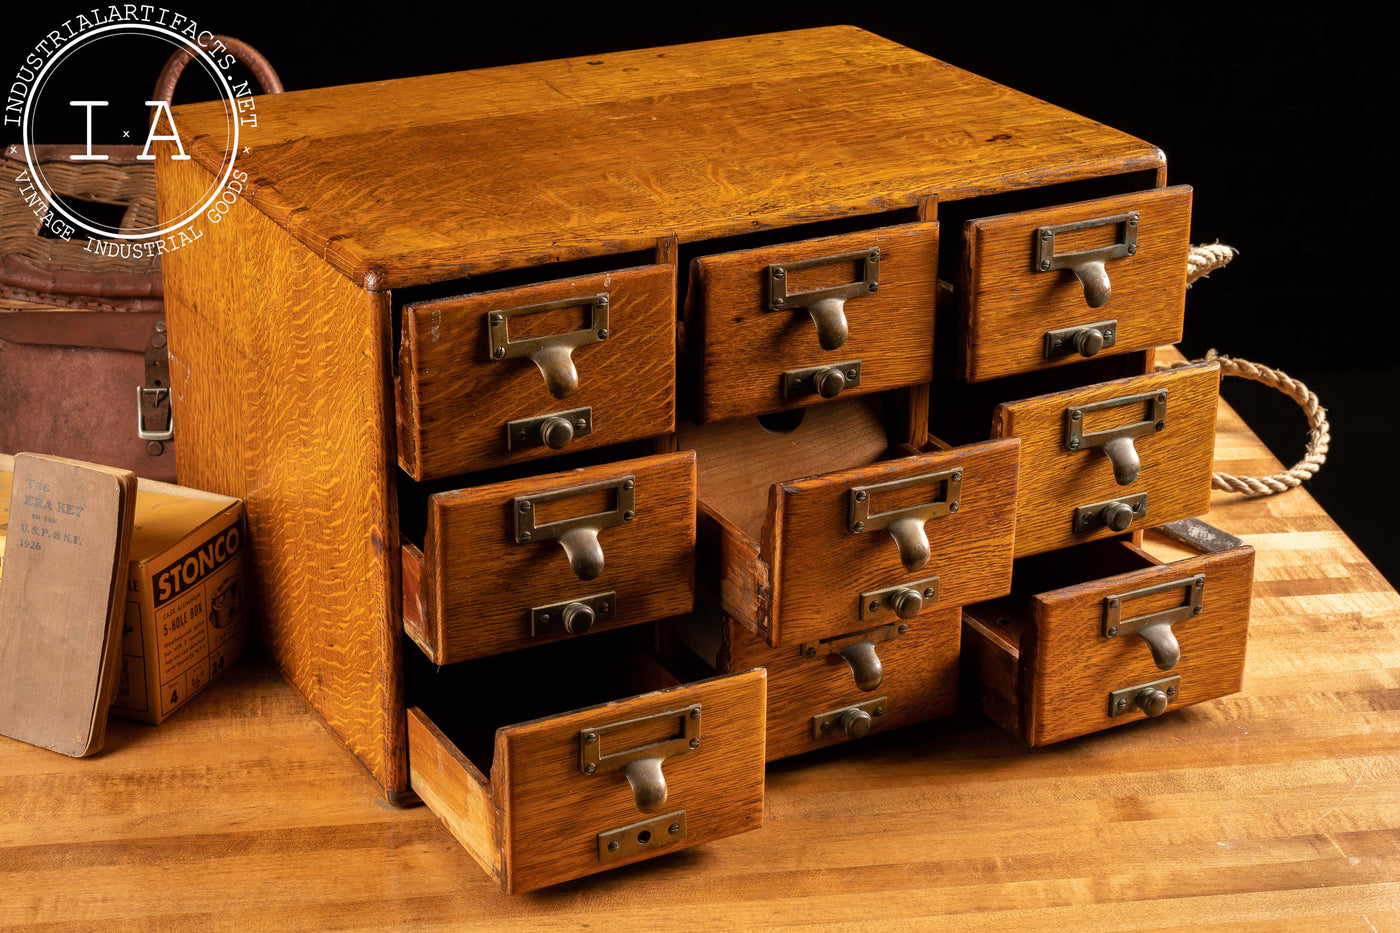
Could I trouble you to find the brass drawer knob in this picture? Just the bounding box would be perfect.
[540,415,575,450]
[1075,327,1105,357]
[562,602,595,635]
[1103,501,1136,532]
[814,366,847,399]
[890,587,923,620]
[838,707,873,738]
[1136,688,1170,717]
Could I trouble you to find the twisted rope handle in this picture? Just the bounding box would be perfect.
[1157,244,1329,496]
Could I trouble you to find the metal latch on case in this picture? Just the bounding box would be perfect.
[798,622,908,692]
[531,591,616,637]
[849,469,963,572]
[1073,492,1147,534]
[1034,210,1139,308]
[580,704,700,813]
[767,248,880,351]
[781,359,861,400]
[1103,574,1204,670]
[1065,389,1168,485]
[1107,674,1180,718]
[811,696,887,741]
[513,475,635,580]
[487,293,610,399]
[137,318,174,451]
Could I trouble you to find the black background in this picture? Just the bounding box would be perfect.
[4,4,1394,582]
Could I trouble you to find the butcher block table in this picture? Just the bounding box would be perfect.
[2,392,1397,931]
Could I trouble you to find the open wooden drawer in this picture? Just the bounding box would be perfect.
[955,186,1192,382]
[402,450,696,664]
[679,397,1019,648]
[397,263,677,481]
[683,222,938,423]
[676,604,961,762]
[406,633,767,893]
[962,537,1254,746]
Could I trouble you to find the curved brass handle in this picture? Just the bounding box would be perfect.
[1068,258,1112,309]
[885,516,931,572]
[1104,574,1203,671]
[850,469,962,574]
[805,296,850,351]
[1100,435,1141,485]
[1136,620,1181,670]
[557,526,605,581]
[529,344,579,399]
[840,639,884,692]
[621,757,668,813]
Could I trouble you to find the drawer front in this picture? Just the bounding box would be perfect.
[771,438,1019,646]
[959,186,1192,382]
[1026,544,1255,745]
[722,608,960,761]
[398,264,676,481]
[407,668,768,894]
[994,362,1219,558]
[406,451,696,664]
[685,222,938,423]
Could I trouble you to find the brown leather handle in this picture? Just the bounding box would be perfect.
[151,35,284,103]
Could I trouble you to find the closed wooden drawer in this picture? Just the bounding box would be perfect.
[957,186,1192,382]
[406,635,766,893]
[402,450,696,664]
[962,538,1254,746]
[683,222,938,423]
[397,264,676,481]
[680,398,1019,648]
[992,361,1219,558]
[682,606,960,762]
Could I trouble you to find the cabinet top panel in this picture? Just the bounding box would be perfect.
[169,26,1164,290]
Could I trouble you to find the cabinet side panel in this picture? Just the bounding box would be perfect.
[157,158,403,798]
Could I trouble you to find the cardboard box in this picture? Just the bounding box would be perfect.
[1,458,249,723]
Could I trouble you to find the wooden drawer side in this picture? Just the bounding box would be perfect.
[1027,545,1255,746]
[496,668,767,894]
[407,707,505,885]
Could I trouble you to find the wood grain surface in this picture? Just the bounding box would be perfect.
[2,386,1397,927]
[168,27,1163,289]
[718,607,961,761]
[684,222,938,423]
[156,157,406,800]
[411,451,696,665]
[959,186,1192,381]
[398,264,676,481]
[994,361,1219,557]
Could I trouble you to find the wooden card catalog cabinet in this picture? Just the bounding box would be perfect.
[156,25,1207,890]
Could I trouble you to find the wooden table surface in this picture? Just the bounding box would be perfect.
[3,396,1397,932]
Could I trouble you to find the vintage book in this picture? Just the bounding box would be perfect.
[0,453,137,757]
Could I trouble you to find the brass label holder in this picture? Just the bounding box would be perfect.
[597,810,686,864]
[859,575,940,623]
[1108,674,1181,718]
[781,359,862,400]
[799,623,906,692]
[1073,492,1147,534]
[486,293,610,399]
[811,696,888,741]
[1065,389,1167,485]
[530,590,617,637]
[766,248,880,351]
[580,704,700,813]
[849,469,962,572]
[513,475,635,581]
[505,406,594,453]
[1033,210,1139,308]
[1103,574,1204,670]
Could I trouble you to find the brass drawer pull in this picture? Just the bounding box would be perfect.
[580,704,701,813]
[799,623,907,692]
[767,248,880,351]
[530,591,616,637]
[1073,492,1147,534]
[781,359,861,400]
[1107,674,1180,718]
[1043,319,1117,361]
[487,293,610,399]
[1103,574,1205,670]
[1034,211,1139,308]
[859,576,940,623]
[849,469,963,572]
[811,696,887,741]
[513,475,635,581]
[506,406,594,452]
[1065,389,1168,486]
